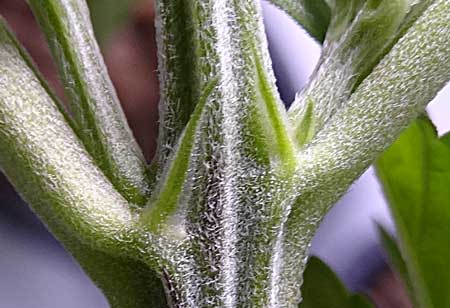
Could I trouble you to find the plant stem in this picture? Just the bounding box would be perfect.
[154,0,207,175]
[149,0,299,306]
[0,18,137,256]
[280,0,450,303]
[28,0,151,205]
[288,0,418,147]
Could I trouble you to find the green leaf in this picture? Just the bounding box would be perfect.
[27,0,150,205]
[266,0,331,42]
[439,130,450,148]
[376,116,450,308]
[300,256,373,308]
[377,225,414,301]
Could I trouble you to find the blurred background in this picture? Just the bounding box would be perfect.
[1,0,448,307]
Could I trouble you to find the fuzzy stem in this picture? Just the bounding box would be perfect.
[149,1,298,306]
[153,0,206,176]
[0,18,137,255]
[0,16,169,308]
[288,0,431,147]
[27,0,150,205]
[279,0,450,303]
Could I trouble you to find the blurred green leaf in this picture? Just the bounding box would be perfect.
[440,130,450,148]
[377,225,415,303]
[376,116,450,308]
[267,0,331,42]
[87,0,136,44]
[300,256,373,308]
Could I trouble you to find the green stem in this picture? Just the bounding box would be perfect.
[142,79,217,233]
[153,0,207,176]
[0,19,137,255]
[288,0,423,147]
[0,17,169,308]
[281,0,450,303]
[27,0,150,205]
[147,1,298,306]
[49,221,168,308]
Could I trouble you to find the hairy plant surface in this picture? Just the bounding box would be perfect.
[1,0,450,307]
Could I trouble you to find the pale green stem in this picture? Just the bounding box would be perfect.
[145,0,298,306]
[2,0,448,307]
[153,0,207,175]
[205,3,295,305]
[142,80,218,233]
[288,0,425,147]
[151,0,296,232]
[279,0,450,303]
[0,19,137,255]
[0,16,168,308]
[27,0,150,205]
[48,221,168,308]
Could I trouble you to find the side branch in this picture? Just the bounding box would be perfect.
[288,0,430,147]
[27,0,150,205]
[0,20,138,253]
[154,0,206,175]
[294,0,450,203]
[280,0,450,301]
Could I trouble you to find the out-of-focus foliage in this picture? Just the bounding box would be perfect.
[300,256,373,308]
[377,116,450,308]
[266,0,330,42]
[377,225,414,300]
[86,0,136,44]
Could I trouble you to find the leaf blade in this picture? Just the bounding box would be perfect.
[376,116,450,308]
[377,225,415,304]
[300,256,373,308]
